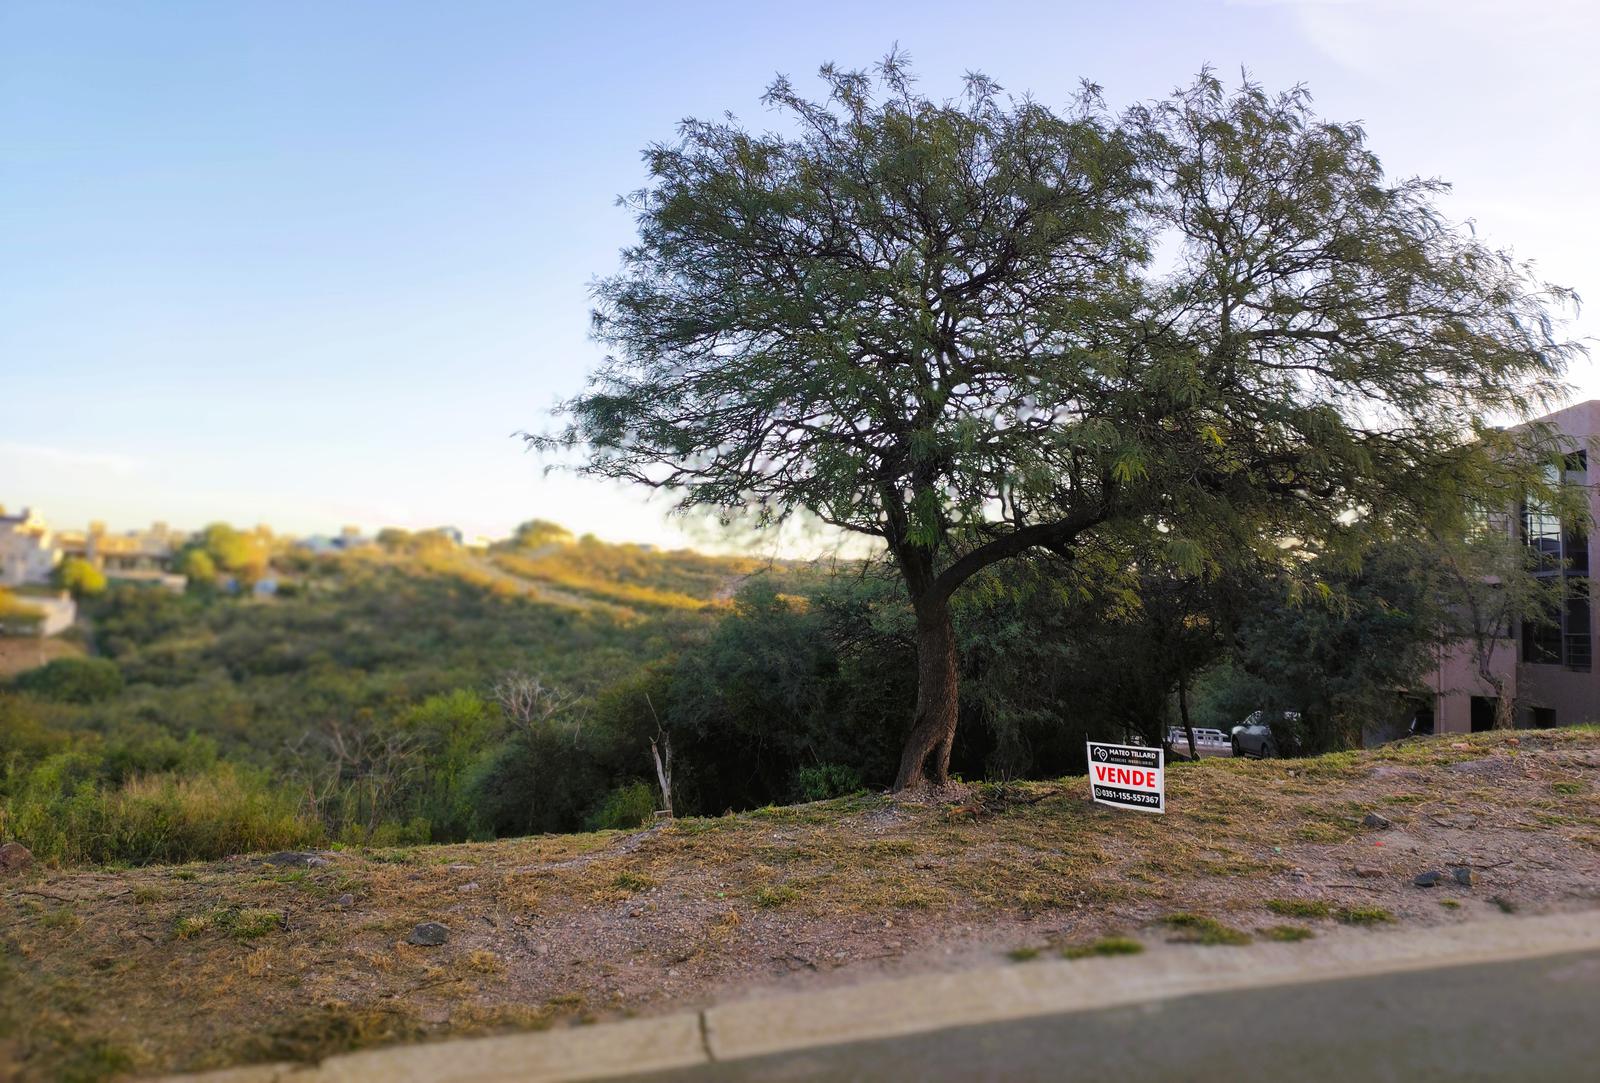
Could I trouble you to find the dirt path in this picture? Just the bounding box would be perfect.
[2,729,1597,1081]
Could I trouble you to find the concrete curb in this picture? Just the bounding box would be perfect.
[157,909,1600,1082]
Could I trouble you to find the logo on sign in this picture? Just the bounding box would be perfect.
[1085,740,1165,815]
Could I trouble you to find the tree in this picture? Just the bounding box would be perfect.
[191,523,266,580]
[53,557,106,599]
[539,59,1578,789]
[1430,515,1564,731]
[176,547,217,586]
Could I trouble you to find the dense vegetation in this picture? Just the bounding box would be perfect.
[2,518,1467,868]
[0,537,738,864]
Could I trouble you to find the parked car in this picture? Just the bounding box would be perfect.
[1231,712,1303,759]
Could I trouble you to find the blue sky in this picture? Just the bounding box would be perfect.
[3,0,1596,551]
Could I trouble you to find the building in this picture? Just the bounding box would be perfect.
[0,507,61,586]
[298,525,372,554]
[1423,399,1600,733]
[57,520,183,573]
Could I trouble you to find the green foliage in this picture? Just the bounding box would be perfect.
[792,763,863,803]
[587,781,658,831]
[12,657,124,703]
[1,758,321,866]
[509,520,574,549]
[176,547,217,585]
[52,557,106,599]
[185,522,268,581]
[543,57,1578,786]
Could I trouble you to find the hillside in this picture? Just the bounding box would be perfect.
[3,728,1597,1081]
[0,535,830,868]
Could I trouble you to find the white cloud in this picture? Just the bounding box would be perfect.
[0,442,143,476]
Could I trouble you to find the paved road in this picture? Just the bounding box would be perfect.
[627,950,1600,1082]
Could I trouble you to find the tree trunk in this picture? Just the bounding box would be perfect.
[893,593,960,791]
[1177,669,1198,761]
[1486,673,1516,731]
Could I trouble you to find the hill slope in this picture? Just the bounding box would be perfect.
[3,729,1598,1080]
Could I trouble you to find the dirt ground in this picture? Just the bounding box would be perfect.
[0,636,82,680]
[3,728,1598,1081]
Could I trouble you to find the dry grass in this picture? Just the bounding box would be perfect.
[3,728,1599,1081]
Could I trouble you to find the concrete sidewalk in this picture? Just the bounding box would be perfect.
[160,908,1600,1083]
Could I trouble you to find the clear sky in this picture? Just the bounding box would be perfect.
[3,0,1596,551]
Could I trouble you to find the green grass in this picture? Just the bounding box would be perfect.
[1439,899,1461,910]
[1061,936,1145,959]
[1163,913,1251,946]
[1265,899,1330,919]
[173,906,284,941]
[1006,946,1042,962]
[609,871,657,893]
[751,884,801,908]
[1334,905,1394,926]
[1261,924,1315,941]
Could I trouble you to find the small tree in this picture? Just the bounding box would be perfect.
[539,59,1578,789]
[176,548,217,587]
[53,557,107,599]
[1430,513,1568,731]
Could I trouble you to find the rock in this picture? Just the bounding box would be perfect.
[1413,870,1445,888]
[263,851,329,868]
[1352,866,1385,879]
[1363,812,1394,830]
[0,842,33,874]
[407,921,449,946]
[1451,742,1470,750]
[1451,867,1479,887]
[335,893,355,907]
[457,881,480,893]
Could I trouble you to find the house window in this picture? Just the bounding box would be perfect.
[1531,706,1556,729]
[1470,696,1497,732]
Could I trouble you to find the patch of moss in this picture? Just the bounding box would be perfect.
[1334,905,1394,926]
[1265,899,1330,918]
[1261,924,1314,942]
[751,884,800,908]
[1163,913,1251,945]
[1061,936,1144,959]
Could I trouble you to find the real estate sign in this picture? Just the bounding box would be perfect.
[1086,741,1164,814]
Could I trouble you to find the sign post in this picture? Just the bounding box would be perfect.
[1086,741,1165,814]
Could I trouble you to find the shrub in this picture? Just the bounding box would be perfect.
[1,760,322,866]
[12,657,124,703]
[587,781,658,831]
[793,763,864,803]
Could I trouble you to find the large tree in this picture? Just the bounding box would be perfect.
[538,58,1578,789]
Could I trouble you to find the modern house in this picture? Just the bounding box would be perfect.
[0,507,61,587]
[1423,400,1599,733]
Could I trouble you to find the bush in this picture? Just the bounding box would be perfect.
[587,781,659,831]
[12,657,124,703]
[1,759,322,866]
[792,763,864,802]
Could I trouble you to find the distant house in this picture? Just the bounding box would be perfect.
[57,519,184,573]
[297,525,373,554]
[0,507,62,586]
